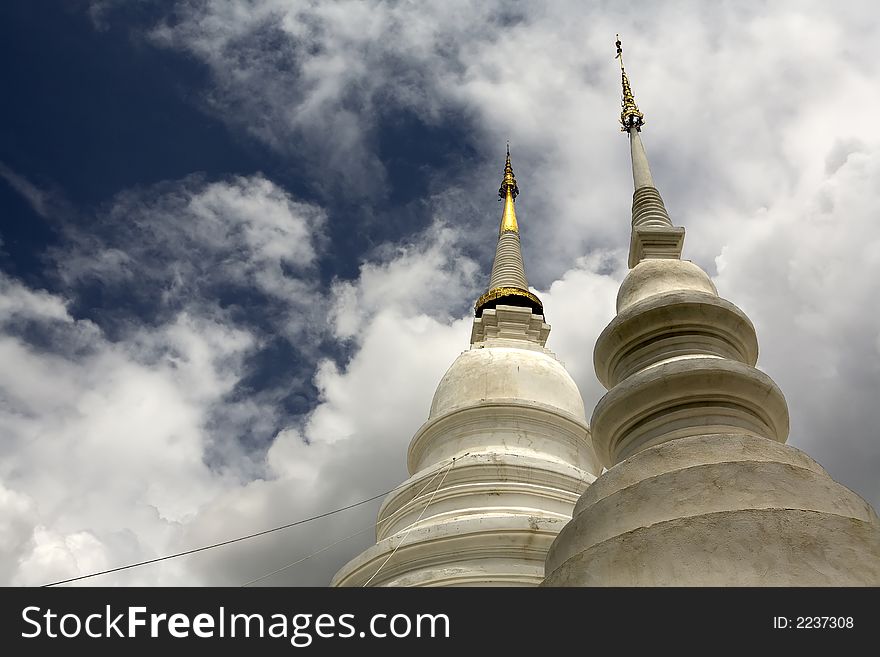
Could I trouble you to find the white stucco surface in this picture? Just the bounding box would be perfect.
[333,305,597,586]
[544,434,880,586]
[617,258,717,312]
[429,346,586,422]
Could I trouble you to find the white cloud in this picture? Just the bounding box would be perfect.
[329,221,479,340]
[0,482,36,584]
[13,527,111,588]
[0,272,72,323]
[56,174,324,309]
[0,197,479,586]
[171,224,477,586]
[0,272,262,585]
[715,143,880,508]
[0,162,52,218]
[0,172,332,586]
[141,2,880,281]
[536,252,626,411]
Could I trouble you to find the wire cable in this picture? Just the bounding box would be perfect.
[239,456,457,587]
[41,482,408,587]
[43,451,477,588]
[240,523,378,587]
[362,455,458,586]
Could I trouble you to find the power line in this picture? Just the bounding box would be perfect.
[41,483,404,587]
[43,452,478,588]
[240,455,465,586]
[362,456,458,586]
[240,524,377,587]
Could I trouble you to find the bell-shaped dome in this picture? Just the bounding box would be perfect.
[617,258,717,312]
[429,346,587,421]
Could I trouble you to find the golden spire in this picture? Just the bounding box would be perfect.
[498,143,519,234]
[616,35,645,131]
[473,145,543,319]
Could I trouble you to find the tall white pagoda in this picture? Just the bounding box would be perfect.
[543,38,880,585]
[332,149,599,586]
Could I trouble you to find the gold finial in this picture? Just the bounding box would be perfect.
[499,144,519,200]
[616,35,645,131]
[499,145,519,233]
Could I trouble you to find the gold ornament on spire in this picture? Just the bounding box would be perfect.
[616,35,645,131]
[498,143,519,234]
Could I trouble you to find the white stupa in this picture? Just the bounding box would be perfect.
[332,149,599,586]
[543,39,880,585]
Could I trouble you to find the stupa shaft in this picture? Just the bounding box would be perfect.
[629,120,655,190]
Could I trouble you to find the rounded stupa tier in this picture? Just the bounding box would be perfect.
[418,346,592,470]
[591,356,789,467]
[430,345,586,420]
[332,452,592,587]
[615,258,718,312]
[544,434,880,585]
[590,258,786,469]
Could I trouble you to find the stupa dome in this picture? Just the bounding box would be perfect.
[617,258,717,312]
[429,346,587,422]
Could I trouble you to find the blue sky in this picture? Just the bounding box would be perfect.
[1,1,879,586]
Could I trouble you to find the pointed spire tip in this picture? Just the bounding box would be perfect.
[499,145,518,202]
[616,35,645,131]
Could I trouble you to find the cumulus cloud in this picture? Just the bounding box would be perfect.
[135,1,879,290]
[53,174,325,331]
[715,143,880,508]
[0,172,334,585]
[168,219,480,586]
[0,272,255,585]
[537,252,625,410]
[0,189,483,586]
[329,221,480,340]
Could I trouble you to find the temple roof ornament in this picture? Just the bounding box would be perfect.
[616,35,645,131]
[498,143,520,234]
